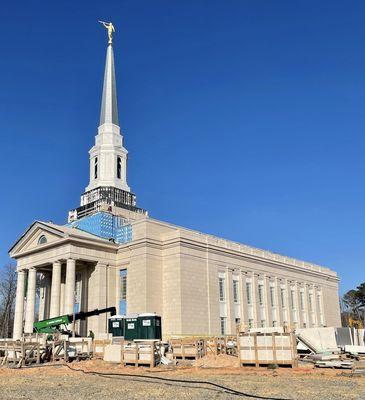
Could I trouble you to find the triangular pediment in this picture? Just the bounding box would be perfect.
[9,221,67,257]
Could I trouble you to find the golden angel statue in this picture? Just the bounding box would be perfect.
[99,21,115,44]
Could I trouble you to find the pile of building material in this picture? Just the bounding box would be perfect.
[336,327,365,349]
[296,327,339,354]
[295,327,365,369]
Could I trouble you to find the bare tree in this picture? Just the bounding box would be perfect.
[0,264,17,338]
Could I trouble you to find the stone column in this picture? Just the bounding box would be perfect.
[50,261,62,318]
[44,273,51,319]
[88,262,107,336]
[64,259,76,315]
[38,273,46,321]
[24,268,37,334]
[59,276,65,315]
[13,270,26,339]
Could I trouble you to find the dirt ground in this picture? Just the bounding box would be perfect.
[0,358,364,400]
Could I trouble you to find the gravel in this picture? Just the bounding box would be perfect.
[0,362,364,400]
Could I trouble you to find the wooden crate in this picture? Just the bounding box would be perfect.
[92,339,111,358]
[169,338,205,360]
[206,336,237,356]
[238,332,298,367]
[0,340,41,367]
[122,340,159,367]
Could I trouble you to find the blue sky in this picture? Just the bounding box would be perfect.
[0,1,364,294]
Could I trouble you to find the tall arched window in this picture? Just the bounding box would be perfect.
[94,157,98,179]
[117,157,121,179]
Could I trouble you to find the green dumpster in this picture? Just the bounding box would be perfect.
[138,313,162,340]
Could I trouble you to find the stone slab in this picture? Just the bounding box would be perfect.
[103,344,122,363]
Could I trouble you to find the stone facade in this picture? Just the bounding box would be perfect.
[10,212,341,339]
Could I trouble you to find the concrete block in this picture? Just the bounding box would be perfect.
[344,345,365,354]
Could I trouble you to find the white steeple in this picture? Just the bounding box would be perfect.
[85,42,130,193]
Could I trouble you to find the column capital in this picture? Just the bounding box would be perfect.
[17,269,26,275]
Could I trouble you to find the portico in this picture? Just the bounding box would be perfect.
[10,221,119,339]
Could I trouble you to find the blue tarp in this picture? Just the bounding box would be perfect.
[67,212,132,244]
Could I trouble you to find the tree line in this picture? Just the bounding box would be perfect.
[0,264,17,338]
[341,282,365,328]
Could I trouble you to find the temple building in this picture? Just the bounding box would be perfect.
[9,33,341,340]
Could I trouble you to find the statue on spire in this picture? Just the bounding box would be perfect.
[99,21,115,45]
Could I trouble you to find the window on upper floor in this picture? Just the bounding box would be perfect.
[38,235,47,245]
[233,279,239,303]
[220,317,226,335]
[246,282,252,305]
[308,292,313,312]
[219,277,225,302]
[290,289,296,310]
[270,286,275,307]
[258,284,264,306]
[300,291,305,311]
[94,157,98,179]
[280,288,286,308]
[117,157,122,179]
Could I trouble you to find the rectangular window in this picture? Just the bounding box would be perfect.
[246,282,252,305]
[248,319,254,328]
[308,293,313,312]
[280,288,286,308]
[233,279,239,303]
[260,320,266,328]
[258,284,264,306]
[119,269,127,315]
[117,156,122,179]
[94,157,98,179]
[220,317,226,335]
[235,317,241,326]
[300,291,305,311]
[219,277,225,302]
[272,320,277,327]
[317,293,322,313]
[290,289,296,310]
[270,286,275,307]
